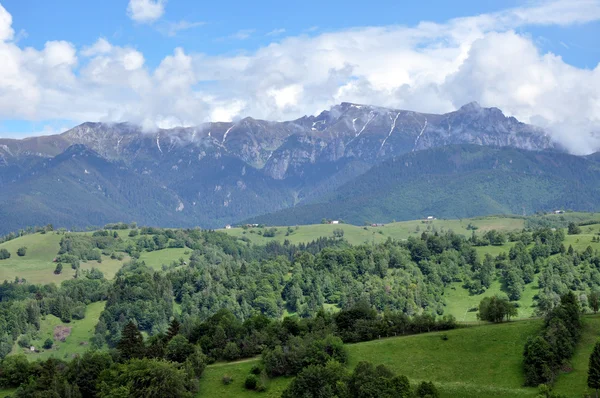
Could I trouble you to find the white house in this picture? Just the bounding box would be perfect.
[427,216,434,220]
[331,220,340,224]
[225,225,232,229]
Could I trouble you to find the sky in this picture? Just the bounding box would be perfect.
[0,0,599,153]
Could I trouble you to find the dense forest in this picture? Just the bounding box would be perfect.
[2,222,600,396]
[247,145,600,226]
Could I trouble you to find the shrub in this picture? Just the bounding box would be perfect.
[250,364,263,375]
[256,382,267,392]
[0,248,10,260]
[222,375,233,385]
[54,263,63,274]
[17,336,30,349]
[16,247,27,257]
[245,375,258,390]
[222,342,241,361]
[416,381,439,398]
[43,338,53,349]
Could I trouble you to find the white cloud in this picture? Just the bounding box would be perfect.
[158,20,205,37]
[267,28,286,36]
[224,29,255,40]
[127,0,166,24]
[0,3,13,41]
[1,0,600,154]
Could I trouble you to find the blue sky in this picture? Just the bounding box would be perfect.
[0,0,599,153]
[4,0,597,67]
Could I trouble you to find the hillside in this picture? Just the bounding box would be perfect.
[248,145,600,226]
[1,218,600,397]
[0,103,560,234]
[199,316,600,398]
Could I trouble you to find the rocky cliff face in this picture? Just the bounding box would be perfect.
[0,102,558,232]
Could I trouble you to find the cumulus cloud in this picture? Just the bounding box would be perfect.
[1,0,600,154]
[127,0,166,24]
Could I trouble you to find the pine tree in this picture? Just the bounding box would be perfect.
[588,341,600,398]
[117,321,144,360]
[165,319,181,342]
[590,292,600,314]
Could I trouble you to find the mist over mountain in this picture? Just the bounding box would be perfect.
[0,102,579,234]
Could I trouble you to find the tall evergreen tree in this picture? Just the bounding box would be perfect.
[166,319,181,342]
[588,341,600,398]
[117,321,144,361]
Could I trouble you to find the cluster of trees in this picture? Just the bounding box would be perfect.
[477,296,517,323]
[166,228,491,323]
[58,231,123,263]
[0,274,110,359]
[523,292,582,386]
[99,298,454,364]
[0,319,206,398]
[94,262,173,347]
[282,360,439,398]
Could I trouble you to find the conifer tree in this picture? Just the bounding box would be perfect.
[588,341,600,398]
[166,319,181,342]
[117,321,144,361]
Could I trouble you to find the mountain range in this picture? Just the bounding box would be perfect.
[0,101,592,234]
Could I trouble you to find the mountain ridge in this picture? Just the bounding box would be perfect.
[0,103,570,233]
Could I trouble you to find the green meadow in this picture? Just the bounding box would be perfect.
[198,315,600,398]
[0,232,129,283]
[10,301,106,361]
[221,216,526,245]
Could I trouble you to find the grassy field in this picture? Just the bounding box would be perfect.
[443,277,539,323]
[554,315,600,396]
[199,316,600,398]
[10,301,105,361]
[199,319,544,398]
[0,233,129,283]
[139,247,191,270]
[222,216,526,246]
[0,233,63,284]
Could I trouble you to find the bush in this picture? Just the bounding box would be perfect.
[166,335,195,363]
[256,382,268,392]
[416,381,439,398]
[477,295,517,323]
[567,222,581,235]
[222,375,233,385]
[222,342,241,361]
[0,248,10,260]
[250,364,263,375]
[17,336,30,349]
[43,338,53,349]
[245,375,258,390]
[16,247,27,257]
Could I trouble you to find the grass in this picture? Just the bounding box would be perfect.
[199,360,292,398]
[0,232,63,284]
[0,232,130,283]
[553,314,600,397]
[139,248,191,270]
[10,301,105,361]
[198,319,543,398]
[443,277,539,323]
[222,216,526,246]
